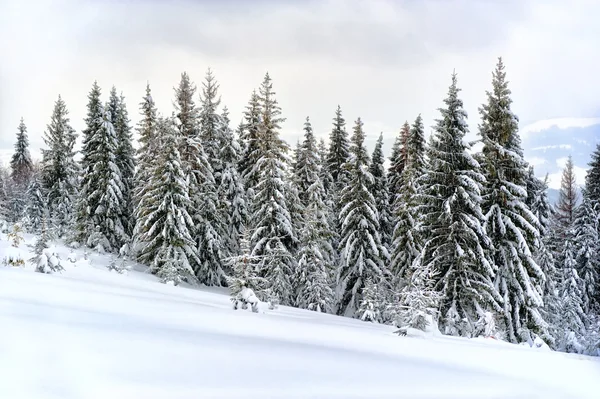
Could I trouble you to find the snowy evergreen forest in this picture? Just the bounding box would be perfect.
[1,58,599,355]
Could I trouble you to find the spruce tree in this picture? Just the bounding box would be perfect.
[137,117,198,285]
[10,118,34,186]
[478,58,548,344]
[327,105,350,187]
[585,144,600,206]
[418,73,501,337]
[369,133,392,256]
[337,118,387,317]
[239,90,262,193]
[249,73,297,305]
[133,84,159,253]
[24,168,46,234]
[573,198,600,312]
[390,115,426,283]
[558,233,587,353]
[295,117,335,312]
[76,81,105,243]
[556,156,579,231]
[388,121,410,206]
[85,106,127,251]
[217,107,247,258]
[173,72,225,286]
[199,68,224,185]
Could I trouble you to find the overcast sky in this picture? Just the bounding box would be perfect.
[1,0,599,188]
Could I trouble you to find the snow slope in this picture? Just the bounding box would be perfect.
[1,236,599,399]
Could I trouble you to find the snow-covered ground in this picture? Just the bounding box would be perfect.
[1,234,600,399]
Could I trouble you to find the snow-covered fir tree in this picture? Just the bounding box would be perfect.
[239,90,262,194]
[42,95,78,238]
[199,68,224,185]
[133,83,159,250]
[295,117,335,312]
[585,143,600,206]
[173,72,226,286]
[555,155,579,232]
[86,106,127,252]
[76,81,105,244]
[369,133,393,256]
[390,115,426,283]
[327,105,350,190]
[388,121,410,207]
[136,117,198,285]
[357,277,385,322]
[558,233,587,353]
[10,118,34,186]
[573,198,600,313]
[107,87,136,241]
[24,167,46,234]
[337,118,387,317]
[418,73,501,337]
[478,58,549,344]
[217,107,247,258]
[396,259,441,332]
[249,73,297,306]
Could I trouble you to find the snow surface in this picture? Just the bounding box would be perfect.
[1,235,600,399]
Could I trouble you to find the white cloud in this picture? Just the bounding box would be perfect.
[521,118,600,137]
[555,157,569,168]
[531,144,573,152]
[547,164,587,190]
[525,156,547,167]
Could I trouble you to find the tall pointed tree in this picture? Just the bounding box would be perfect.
[585,144,600,206]
[249,73,297,305]
[42,95,78,238]
[390,115,426,283]
[556,156,579,231]
[133,83,159,254]
[327,105,350,189]
[239,90,262,193]
[218,107,247,259]
[199,68,224,185]
[388,121,410,206]
[76,81,105,244]
[10,118,33,186]
[418,73,501,337]
[136,117,198,285]
[173,72,225,286]
[478,58,549,344]
[573,198,600,313]
[24,166,46,234]
[369,133,392,255]
[337,118,387,317]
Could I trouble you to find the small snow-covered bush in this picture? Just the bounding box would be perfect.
[33,249,64,274]
[232,286,259,313]
[7,223,24,247]
[107,257,128,274]
[2,255,25,267]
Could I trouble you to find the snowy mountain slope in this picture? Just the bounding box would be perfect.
[1,237,599,399]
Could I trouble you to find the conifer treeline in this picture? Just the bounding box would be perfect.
[1,58,599,355]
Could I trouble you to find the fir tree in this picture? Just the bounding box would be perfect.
[86,107,127,251]
[390,115,426,283]
[24,168,46,234]
[226,229,266,300]
[369,133,392,256]
[585,144,600,206]
[327,105,350,188]
[136,117,198,285]
[172,72,225,286]
[217,107,247,258]
[295,117,335,312]
[396,259,441,332]
[357,277,384,322]
[556,156,579,231]
[478,58,548,344]
[419,73,501,337]
[42,95,78,238]
[110,89,136,241]
[133,83,159,249]
[337,118,387,317]
[239,90,262,193]
[558,234,587,353]
[199,68,224,185]
[249,73,297,306]
[76,81,105,243]
[573,198,600,312]
[10,118,34,186]
[388,121,410,207]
